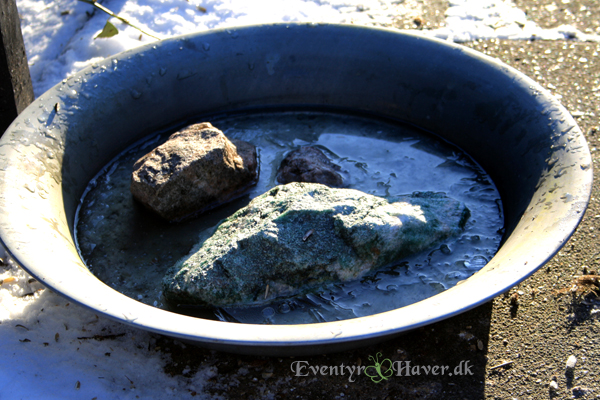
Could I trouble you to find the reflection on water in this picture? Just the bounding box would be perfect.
[75,111,503,325]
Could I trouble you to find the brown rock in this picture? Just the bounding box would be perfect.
[130,122,258,221]
[276,146,343,187]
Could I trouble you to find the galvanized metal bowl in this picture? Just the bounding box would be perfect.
[0,24,592,355]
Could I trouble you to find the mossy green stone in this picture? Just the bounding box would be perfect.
[163,183,470,307]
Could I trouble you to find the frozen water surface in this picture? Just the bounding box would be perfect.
[75,111,503,324]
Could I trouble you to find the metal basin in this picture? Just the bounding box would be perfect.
[0,24,592,356]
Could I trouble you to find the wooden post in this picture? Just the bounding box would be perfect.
[0,0,33,135]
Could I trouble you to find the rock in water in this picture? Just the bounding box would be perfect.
[277,146,343,187]
[163,183,470,307]
[130,122,258,221]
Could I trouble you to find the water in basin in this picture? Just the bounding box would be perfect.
[75,111,503,324]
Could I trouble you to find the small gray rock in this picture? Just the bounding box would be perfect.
[130,122,258,221]
[277,146,343,187]
[163,182,470,307]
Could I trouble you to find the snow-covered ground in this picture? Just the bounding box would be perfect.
[17,0,600,96]
[1,253,215,399]
[2,0,599,398]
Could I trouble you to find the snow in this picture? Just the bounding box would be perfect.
[18,0,600,96]
[2,0,599,398]
[1,252,216,399]
[433,0,600,43]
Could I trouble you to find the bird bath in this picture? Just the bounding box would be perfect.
[0,24,592,355]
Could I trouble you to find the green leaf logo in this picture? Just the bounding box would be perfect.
[95,20,119,39]
[364,352,394,383]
